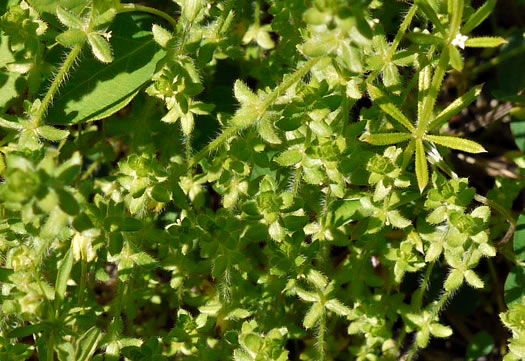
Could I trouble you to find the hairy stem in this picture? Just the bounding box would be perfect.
[33,45,82,127]
[118,4,178,29]
[188,57,322,168]
[318,309,326,361]
[413,261,435,310]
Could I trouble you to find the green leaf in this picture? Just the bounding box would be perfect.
[48,16,165,124]
[367,83,415,132]
[418,48,450,131]
[56,5,83,28]
[387,210,412,228]
[383,63,400,89]
[448,0,464,38]
[429,85,483,131]
[0,72,23,111]
[464,270,484,288]
[88,33,114,63]
[56,29,87,47]
[363,132,411,145]
[28,0,90,14]
[333,199,360,227]
[301,33,338,57]
[303,302,323,329]
[257,118,281,144]
[445,268,464,291]
[426,206,447,224]
[466,332,494,360]
[55,248,73,307]
[424,135,486,153]
[449,45,464,71]
[93,8,117,28]
[274,149,302,166]
[234,80,258,105]
[151,184,171,203]
[37,125,70,141]
[307,269,328,289]
[325,299,352,317]
[75,327,102,361]
[514,214,525,262]
[0,116,24,130]
[504,266,525,305]
[240,333,262,355]
[430,323,453,338]
[19,129,41,151]
[7,323,46,338]
[465,37,507,48]
[0,268,15,283]
[462,0,497,34]
[283,216,309,232]
[415,139,428,192]
[132,252,157,267]
[309,120,331,137]
[56,188,79,215]
[416,327,430,348]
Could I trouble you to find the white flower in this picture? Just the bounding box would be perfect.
[451,33,468,49]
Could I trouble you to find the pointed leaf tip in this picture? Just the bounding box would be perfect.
[415,139,428,192]
[425,135,487,153]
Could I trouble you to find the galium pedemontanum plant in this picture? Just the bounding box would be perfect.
[0,0,521,360]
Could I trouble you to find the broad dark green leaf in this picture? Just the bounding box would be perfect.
[0,268,15,283]
[7,323,47,338]
[466,332,494,360]
[28,0,89,14]
[48,15,165,124]
[514,214,525,262]
[56,188,79,215]
[333,199,360,227]
[504,266,525,305]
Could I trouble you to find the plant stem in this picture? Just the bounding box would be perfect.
[188,57,322,168]
[413,261,435,310]
[185,132,192,164]
[318,309,326,361]
[33,45,82,127]
[118,4,178,29]
[46,332,55,361]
